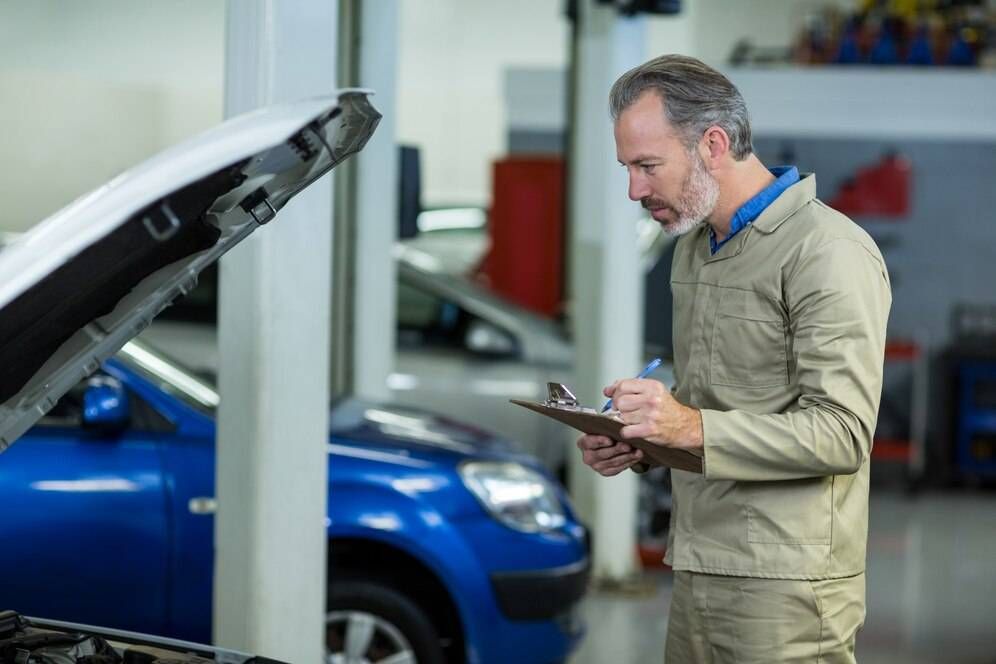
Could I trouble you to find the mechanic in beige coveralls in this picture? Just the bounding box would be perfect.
[577,54,892,663]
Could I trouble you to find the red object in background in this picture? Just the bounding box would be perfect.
[479,157,565,317]
[638,544,671,570]
[871,340,925,464]
[829,153,912,218]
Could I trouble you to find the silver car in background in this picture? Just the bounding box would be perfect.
[389,216,677,473]
[391,246,576,470]
[139,248,578,471]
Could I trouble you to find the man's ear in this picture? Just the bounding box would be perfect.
[701,125,730,167]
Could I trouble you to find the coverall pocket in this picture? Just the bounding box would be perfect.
[746,478,832,545]
[710,290,789,388]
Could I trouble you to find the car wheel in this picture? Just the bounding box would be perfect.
[326,579,446,664]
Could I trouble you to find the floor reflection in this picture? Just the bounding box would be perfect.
[572,491,996,664]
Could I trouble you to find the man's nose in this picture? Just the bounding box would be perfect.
[628,172,649,202]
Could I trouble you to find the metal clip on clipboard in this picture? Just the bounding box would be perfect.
[543,383,597,412]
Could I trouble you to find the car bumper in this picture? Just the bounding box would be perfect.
[490,559,590,621]
[442,519,589,663]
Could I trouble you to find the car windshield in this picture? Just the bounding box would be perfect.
[118,339,219,415]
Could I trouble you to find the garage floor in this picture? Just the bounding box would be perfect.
[571,492,996,664]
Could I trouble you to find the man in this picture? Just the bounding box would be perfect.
[577,54,891,663]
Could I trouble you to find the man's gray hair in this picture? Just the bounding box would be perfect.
[609,54,753,160]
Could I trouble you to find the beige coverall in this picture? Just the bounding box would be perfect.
[660,174,892,663]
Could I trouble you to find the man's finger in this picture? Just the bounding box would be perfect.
[593,460,628,476]
[616,393,658,413]
[577,434,614,451]
[599,449,642,465]
[593,448,640,467]
[591,436,617,449]
[583,444,630,465]
[616,377,662,398]
[593,451,643,476]
[598,444,629,461]
[614,393,636,412]
[614,378,645,395]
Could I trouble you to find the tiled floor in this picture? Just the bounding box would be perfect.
[571,491,996,664]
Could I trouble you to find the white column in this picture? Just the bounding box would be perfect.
[568,0,646,582]
[352,0,399,401]
[214,1,336,661]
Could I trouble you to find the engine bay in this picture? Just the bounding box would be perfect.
[0,611,276,664]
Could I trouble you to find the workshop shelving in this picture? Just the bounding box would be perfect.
[954,360,996,479]
[727,68,996,141]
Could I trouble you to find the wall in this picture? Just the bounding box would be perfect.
[0,0,865,225]
[0,0,225,232]
[396,0,571,207]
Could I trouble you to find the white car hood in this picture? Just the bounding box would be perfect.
[0,90,379,451]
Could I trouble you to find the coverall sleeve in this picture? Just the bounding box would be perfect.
[699,238,892,482]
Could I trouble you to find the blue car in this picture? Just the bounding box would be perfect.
[0,340,589,662]
[0,91,588,663]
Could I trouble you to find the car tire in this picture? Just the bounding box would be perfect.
[326,579,446,664]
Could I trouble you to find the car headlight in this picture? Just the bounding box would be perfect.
[459,461,567,533]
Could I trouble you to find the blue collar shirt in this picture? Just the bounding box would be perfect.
[709,166,801,255]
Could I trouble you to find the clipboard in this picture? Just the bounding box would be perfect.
[511,383,703,474]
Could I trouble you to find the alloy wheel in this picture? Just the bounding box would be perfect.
[325,609,417,664]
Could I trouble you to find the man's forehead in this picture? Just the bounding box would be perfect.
[614,116,682,164]
[614,96,682,150]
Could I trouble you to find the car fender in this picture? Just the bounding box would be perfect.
[325,479,499,658]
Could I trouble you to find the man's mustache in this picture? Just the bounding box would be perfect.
[642,197,667,210]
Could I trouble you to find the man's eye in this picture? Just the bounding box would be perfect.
[642,164,657,174]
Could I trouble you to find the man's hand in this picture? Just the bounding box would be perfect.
[576,434,644,477]
[605,378,704,451]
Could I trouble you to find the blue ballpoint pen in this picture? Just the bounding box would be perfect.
[601,357,663,412]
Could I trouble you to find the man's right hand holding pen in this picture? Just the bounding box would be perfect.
[577,375,704,478]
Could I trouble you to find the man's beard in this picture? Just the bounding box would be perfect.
[642,152,719,237]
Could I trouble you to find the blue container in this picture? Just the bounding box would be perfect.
[955,360,996,477]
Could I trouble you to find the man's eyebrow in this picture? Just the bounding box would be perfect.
[618,154,664,166]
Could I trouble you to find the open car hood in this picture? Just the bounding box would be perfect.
[0,90,379,451]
